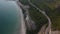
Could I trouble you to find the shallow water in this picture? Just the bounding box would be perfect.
[0,1,21,34]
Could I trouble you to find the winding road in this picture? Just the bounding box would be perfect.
[28,0,51,34]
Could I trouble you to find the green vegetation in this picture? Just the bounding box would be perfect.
[19,0,60,33]
[28,7,48,34]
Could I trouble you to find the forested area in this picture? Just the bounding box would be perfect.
[19,0,60,34]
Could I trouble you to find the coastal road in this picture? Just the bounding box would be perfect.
[28,0,51,34]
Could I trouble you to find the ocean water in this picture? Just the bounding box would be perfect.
[0,1,21,34]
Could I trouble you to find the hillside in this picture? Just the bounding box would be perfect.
[19,0,60,34]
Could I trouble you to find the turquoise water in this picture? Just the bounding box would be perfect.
[0,1,21,34]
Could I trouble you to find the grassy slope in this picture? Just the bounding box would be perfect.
[35,0,60,31]
[19,0,60,31]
